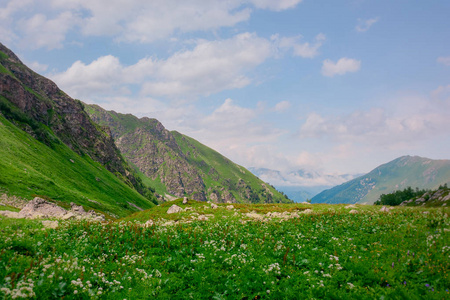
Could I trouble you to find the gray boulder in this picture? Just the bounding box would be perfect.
[167,204,183,214]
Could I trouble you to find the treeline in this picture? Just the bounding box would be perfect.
[374,184,448,206]
[374,186,428,206]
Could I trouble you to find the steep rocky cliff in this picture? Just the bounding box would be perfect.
[85,104,291,204]
[0,43,155,203]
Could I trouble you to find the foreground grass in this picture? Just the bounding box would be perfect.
[0,205,449,299]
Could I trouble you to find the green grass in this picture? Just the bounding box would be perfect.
[0,204,448,299]
[0,115,154,217]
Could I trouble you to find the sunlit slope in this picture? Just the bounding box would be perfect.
[312,156,450,204]
[0,111,153,218]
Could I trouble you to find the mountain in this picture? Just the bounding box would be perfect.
[85,104,291,204]
[248,167,356,202]
[311,156,450,204]
[0,42,157,217]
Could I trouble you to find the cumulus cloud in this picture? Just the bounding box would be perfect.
[249,0,302,11]
[321,57,361,77]
[437,56,450,66]
[273,101,291,112]
[51,33,273,99]
[355,17,379,32]
[1,0,303,48]
[299,95,450,147]
[16,11,79,50]
[275,33,326,58]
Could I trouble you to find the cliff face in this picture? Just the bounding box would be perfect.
[0,43,155,202]
[86,104,292,204]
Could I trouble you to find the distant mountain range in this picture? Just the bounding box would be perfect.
[248,167,357,202]
[311,156,450,204]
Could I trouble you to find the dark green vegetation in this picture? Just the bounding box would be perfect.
[0,42,157,216]
[375,187,430,206]
[85,104,291,204]
[1,204,449,299]
[312,156,450,204]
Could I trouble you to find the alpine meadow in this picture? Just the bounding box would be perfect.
[1,1,450,299]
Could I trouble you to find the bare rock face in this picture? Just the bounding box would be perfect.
[19,197,67,219]
[0,43,153,201]
[167,204,183,214]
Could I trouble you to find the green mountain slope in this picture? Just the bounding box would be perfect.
[311,156,450,204]
[85,104,291,204]
[0,42,156,216]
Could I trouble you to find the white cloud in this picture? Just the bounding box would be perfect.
[51,55,124,98]
[249,0,302,11]
[437,56,450,66]
[299,97,450,147]
[274,101,291,112]
[355,17,379,32]
[141,32,272,97]
[2,0,303,49]
[276,33,326,58]
[321,57,361,77]
[53,32,311,99]
[17,11,79,49]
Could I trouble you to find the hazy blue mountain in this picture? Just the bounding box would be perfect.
[311,156,450,204]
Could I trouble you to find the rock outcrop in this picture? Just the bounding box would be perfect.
[0,197,105,221]
[0,43,155,203]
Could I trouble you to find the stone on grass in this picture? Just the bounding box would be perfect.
[167,204,183,214]
[226,205,234,210]
[183,197,188,204]
[0,211,21,218]
[19,197,67,219]
[42,220,59,229]
[349,209,358,214]
[211,203,218,209]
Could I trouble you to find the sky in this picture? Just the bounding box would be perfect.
[1,0,450,183]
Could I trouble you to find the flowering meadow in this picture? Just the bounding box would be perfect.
[0,203,449,299]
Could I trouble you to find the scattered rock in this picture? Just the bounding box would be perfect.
[211,203,218,209]
[422,211,429,214]
[42,220,59,229]
[301,202,312,205]
[19,197,67,219]
[0,211,21,218]
[349,210,358,214]
[167,204,183,214]
[380,206,393,212]
[61,212,76,220]
[301,209,313,214]
[183,197,188,204]
[347,204,357,208]
[226,205,234,210]
[197,215,208,221]
[245,212,264,220]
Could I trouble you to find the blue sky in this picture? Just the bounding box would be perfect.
[2,0,450,185]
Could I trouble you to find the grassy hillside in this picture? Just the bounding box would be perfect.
[85,104,291,204]
[312,156,450,204]
[172,132,288,203]
[0,114,154,217]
